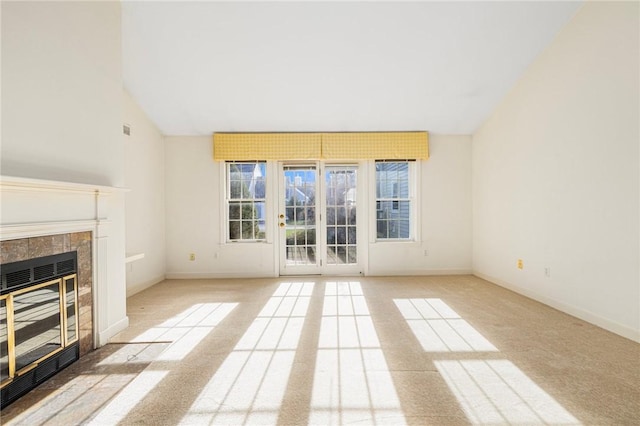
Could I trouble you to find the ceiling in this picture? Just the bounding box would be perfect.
[121,1,582,136]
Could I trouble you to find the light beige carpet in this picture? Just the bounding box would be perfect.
[2,275,639,425]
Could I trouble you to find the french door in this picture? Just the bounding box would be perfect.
[278,163,360,275]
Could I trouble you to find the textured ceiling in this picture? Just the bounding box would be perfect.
[122,1,582,136]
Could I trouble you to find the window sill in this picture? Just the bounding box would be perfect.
[373,239,421,246]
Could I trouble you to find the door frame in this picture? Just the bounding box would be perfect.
[277,161,366,276]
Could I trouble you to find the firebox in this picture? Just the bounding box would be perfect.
[1,251,80,407]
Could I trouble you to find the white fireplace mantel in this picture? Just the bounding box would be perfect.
[1,175,130,348]
[0,175,127,195]
[1,175,128,241]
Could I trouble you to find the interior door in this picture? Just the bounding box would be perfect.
[279,163,360,276]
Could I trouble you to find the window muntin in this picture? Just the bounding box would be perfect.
[375,160,412,240]
[227,161,266,241]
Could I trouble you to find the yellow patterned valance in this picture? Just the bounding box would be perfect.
[321,132,428,160]
[213,133,321,160]
[213,132,429,161]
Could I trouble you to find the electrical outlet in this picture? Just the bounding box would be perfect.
[545,267,551,278]
[423,249,428,256]
[517,259,523,269]
[189,253,196,261]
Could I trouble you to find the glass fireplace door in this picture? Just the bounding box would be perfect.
[63,275,78,345]
[0,274,78,387]
[13,280,63,372]
[0,298,9,384]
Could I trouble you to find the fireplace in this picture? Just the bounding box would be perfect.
[1,251,81,407]
[0,175,130,406]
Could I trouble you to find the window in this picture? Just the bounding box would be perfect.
[375,160,412,239]
[226,161,266,241]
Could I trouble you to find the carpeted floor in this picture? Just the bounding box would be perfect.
[2,275,639,425]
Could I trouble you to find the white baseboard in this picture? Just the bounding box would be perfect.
[165,271,278,280]
[126,274,166,297]
[474,271,640,343]
[98,316,130,347]
[167,270,472,279]
[368,268,472,277]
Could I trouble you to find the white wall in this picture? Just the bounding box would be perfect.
[165,135,472,278]
[369,134,472,275]
[164,136,278,278]
[123,91,166,296]
[472,2,639,341]
[1,1,124,187]
[1,1,128,345]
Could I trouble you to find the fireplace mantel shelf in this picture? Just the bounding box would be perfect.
[0,175,128,194]
[126,253,145,263]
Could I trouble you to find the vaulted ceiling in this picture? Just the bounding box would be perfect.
[122,1,582,136]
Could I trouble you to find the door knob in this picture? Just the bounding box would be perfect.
[279,222,285,228]
[279,214,285,219]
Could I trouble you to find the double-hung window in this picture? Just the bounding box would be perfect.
[375,160,413,240]
[226,161,266,241]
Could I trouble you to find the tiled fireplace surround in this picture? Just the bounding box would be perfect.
[1,232,94,355]
[0,175,129,356]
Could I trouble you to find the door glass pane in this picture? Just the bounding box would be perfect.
[347,246,357,264]
[0,298,8,381]
[325,166,357,265]
[65,277,77,344]
[327,227,336,245]
[284,166,317,265]
[336,207,346,225]
[348,226,357,244]
[14,281,62,371]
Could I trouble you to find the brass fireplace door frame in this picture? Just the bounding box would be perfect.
[0,274,79,388]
